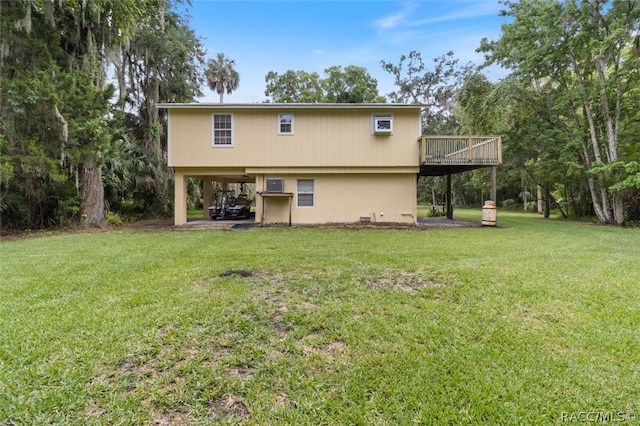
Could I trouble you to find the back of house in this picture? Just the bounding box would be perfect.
[160,103,424,225]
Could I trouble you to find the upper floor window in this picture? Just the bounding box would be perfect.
[278,113,294,135]
[372,114,393,135]
[212,114,233,146]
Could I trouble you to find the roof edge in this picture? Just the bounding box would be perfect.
[157,102,426,109]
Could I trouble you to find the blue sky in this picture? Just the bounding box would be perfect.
[184,0,509,103]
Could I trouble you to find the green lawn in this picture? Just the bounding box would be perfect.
[1,210,639,424]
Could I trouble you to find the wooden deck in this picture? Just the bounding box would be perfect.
[418,136,502,176]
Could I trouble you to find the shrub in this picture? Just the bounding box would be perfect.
[105,211,124,226]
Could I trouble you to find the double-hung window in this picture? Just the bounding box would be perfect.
[278,113,294,135]
[297,179,314,207]
[212,114,233,146]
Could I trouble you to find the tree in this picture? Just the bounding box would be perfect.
[322,66,386,103]
[264,70,323,103]
[381,51,473,134]
[455,73,505,135]
[112,4,205,213]
[479,0,640,224]
[455,73,571,216]
[453,73,514,210]
[0,0,139,228]
[264,66,385,103]
[206,53,240,103]
[0,0,206,230]
[53,0,149,228]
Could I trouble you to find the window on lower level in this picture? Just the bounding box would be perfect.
[212,114,233,146]
[297,179,314,207]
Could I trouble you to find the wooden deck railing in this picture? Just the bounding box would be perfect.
[418,136,502,166]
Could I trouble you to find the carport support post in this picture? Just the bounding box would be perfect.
[202,178,212,220]
[446,173,453,219]
[174,172,187,226]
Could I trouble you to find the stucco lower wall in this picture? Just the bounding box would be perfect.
[257,173,417,225]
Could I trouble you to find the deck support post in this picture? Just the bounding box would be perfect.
[490,166,497,203]
[446,173,453,219]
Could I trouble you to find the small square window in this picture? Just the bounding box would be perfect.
[372,114,393,135]
[278,113,294,135]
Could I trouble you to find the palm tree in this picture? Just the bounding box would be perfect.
[205,53,240,103]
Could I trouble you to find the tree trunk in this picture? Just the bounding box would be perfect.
[578,132,610,223]
[431,185,437,207]
[585,176,606,222]
[537,185,543,214]
[80,160,106,228]
[595,53,625,225]
[543,185,550,218]
[595,55,618,162]
[114,45,127,107]
[613,192,625,225]
[572,56,614,224]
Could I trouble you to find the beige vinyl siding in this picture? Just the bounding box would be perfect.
[167,107,420,168]
[256,173,416,225]
[303,173,416,224]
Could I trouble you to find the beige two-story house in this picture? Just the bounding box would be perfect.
[159,103,501,226]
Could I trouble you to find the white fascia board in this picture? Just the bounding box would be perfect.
[156,102,426,111]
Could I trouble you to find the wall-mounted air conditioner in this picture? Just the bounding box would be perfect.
[373,115,393,134]
[265,178,284,193]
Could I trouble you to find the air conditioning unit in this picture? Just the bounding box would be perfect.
[265,178,284,193]
[373,116,393,134]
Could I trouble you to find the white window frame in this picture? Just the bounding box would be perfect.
[297,179,314,208]
[212,113,234,147]
[371,114,393,135]
[278,113,294,135]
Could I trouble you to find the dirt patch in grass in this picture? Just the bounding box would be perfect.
[274,393,289,408]
[150,412,190,426]
[226,367,254,380]
[86,403,105,418]
[89,342,241,422]
[303,340,347,359]
[269,305,291,336]
[210,270,286,287]
[234,264,450,295]
[209,394,251,420]
[219,269,254,277]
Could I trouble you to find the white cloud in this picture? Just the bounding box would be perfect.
[374,11,406,30]
[410,3,501,26]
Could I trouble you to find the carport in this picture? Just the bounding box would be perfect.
[173,168,255,224]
